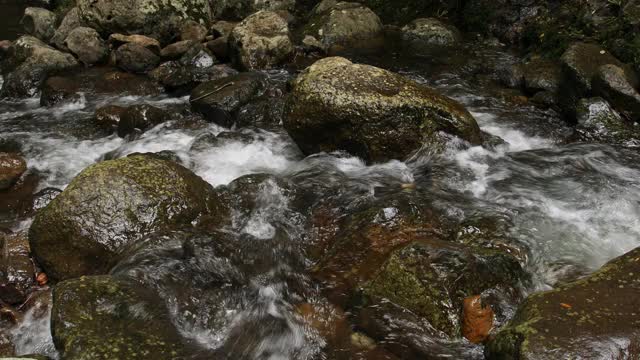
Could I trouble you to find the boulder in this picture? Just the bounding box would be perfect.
[52,275,187,359]
[0,36,78,98]
[522,58,562,94]
[401,18,461,52]
[115,42,160,73]
[228,11,294,70]
[21,7,57,43]
[51,7,84,50]
[150,61,237,94]
[94,105,127,132]
[205,37,229,61]
[39,67,162,106]
[0,153,27,190]
[64,27,108,65]
[180,19,208,42]
[284,57,483,163]
[211,0,295,21]
[462,295,495,344]
[303,1,383,54]
[190,72,266,126]
[116,104,172,137]
[486,246,640,359]
[29,154,228,281]
[160,40,198,60]
[559,42,637,117]
[0,233,36,305]
[574,97,640,144]
[593,64,640,121]
[76,0,212,45]
[108,34,161,54]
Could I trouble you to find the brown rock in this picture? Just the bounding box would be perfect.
[108,33,161,54]
[0,153,27,190]
[211,20,237,38]
[94,105,126,133]
[180,20,208,42]
[206,37,229,61]
[160,40,198,60]
[462,295,494,343]
[0,233,36,305]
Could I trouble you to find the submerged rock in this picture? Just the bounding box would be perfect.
[29,154,227,281]
[284,57,482,163]
[76,0,212,45]
[303,1,383,54]
[401,18,461,52]
[486,246,640,359]
[462,295,495,344]
[0,153,27,190]
[190,72,266,126]
[52,275,187,360]
[116,104,172,137]
[64,27,108,65]
[0,36,78,98]
[228,11,294,71]
[21,7,57,43]
[150,61,237,93]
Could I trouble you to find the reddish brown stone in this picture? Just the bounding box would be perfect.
[462,295,494,343]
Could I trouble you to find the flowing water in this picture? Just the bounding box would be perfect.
[2,38,640,359]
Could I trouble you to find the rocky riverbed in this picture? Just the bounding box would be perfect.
[0,0,640,359]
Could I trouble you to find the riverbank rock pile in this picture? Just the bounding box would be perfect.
[0,0,639,359]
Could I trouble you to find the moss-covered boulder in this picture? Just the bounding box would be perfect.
[486,246,640,359]
[52,275,187,360]
[211,0,295,21]
[302,1,383,54]
[360,240,525,338]
[401,18,461,52]
[76,0,212,44]
[228,11,294,71]
[29,154,227,281]
[284,57,482,163]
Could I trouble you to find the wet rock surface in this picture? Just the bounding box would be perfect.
[229,11,294,71]
[303,1,384,54]
[52,275,189,360]
[0,153,26,190]
[486,246,640,359]
[29,154,227,281]
[401,18,461,52]
[284,57,482,163]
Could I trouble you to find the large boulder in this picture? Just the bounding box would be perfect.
[593,64,640,121]
[559,42,637,117]
[401,17,461,52]
[190,72,266,126]
[303,1,384,54]
[228,11,294,70]
[52,275,188,360]
[284,57,483,163]
[0,36,78,98]
[486,246,640,359]
[21,7,57,43]
[64,27,109,65]
[211,0,295,20]
[29,154,228,281]
[76,0,211,44]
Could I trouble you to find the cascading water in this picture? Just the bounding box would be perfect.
[2,40,640,359]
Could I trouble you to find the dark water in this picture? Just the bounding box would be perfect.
[1,30,640,359]
[0,1,27,41]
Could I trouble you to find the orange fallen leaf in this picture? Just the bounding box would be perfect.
[560,303,572,309]
[36,272,48,286]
